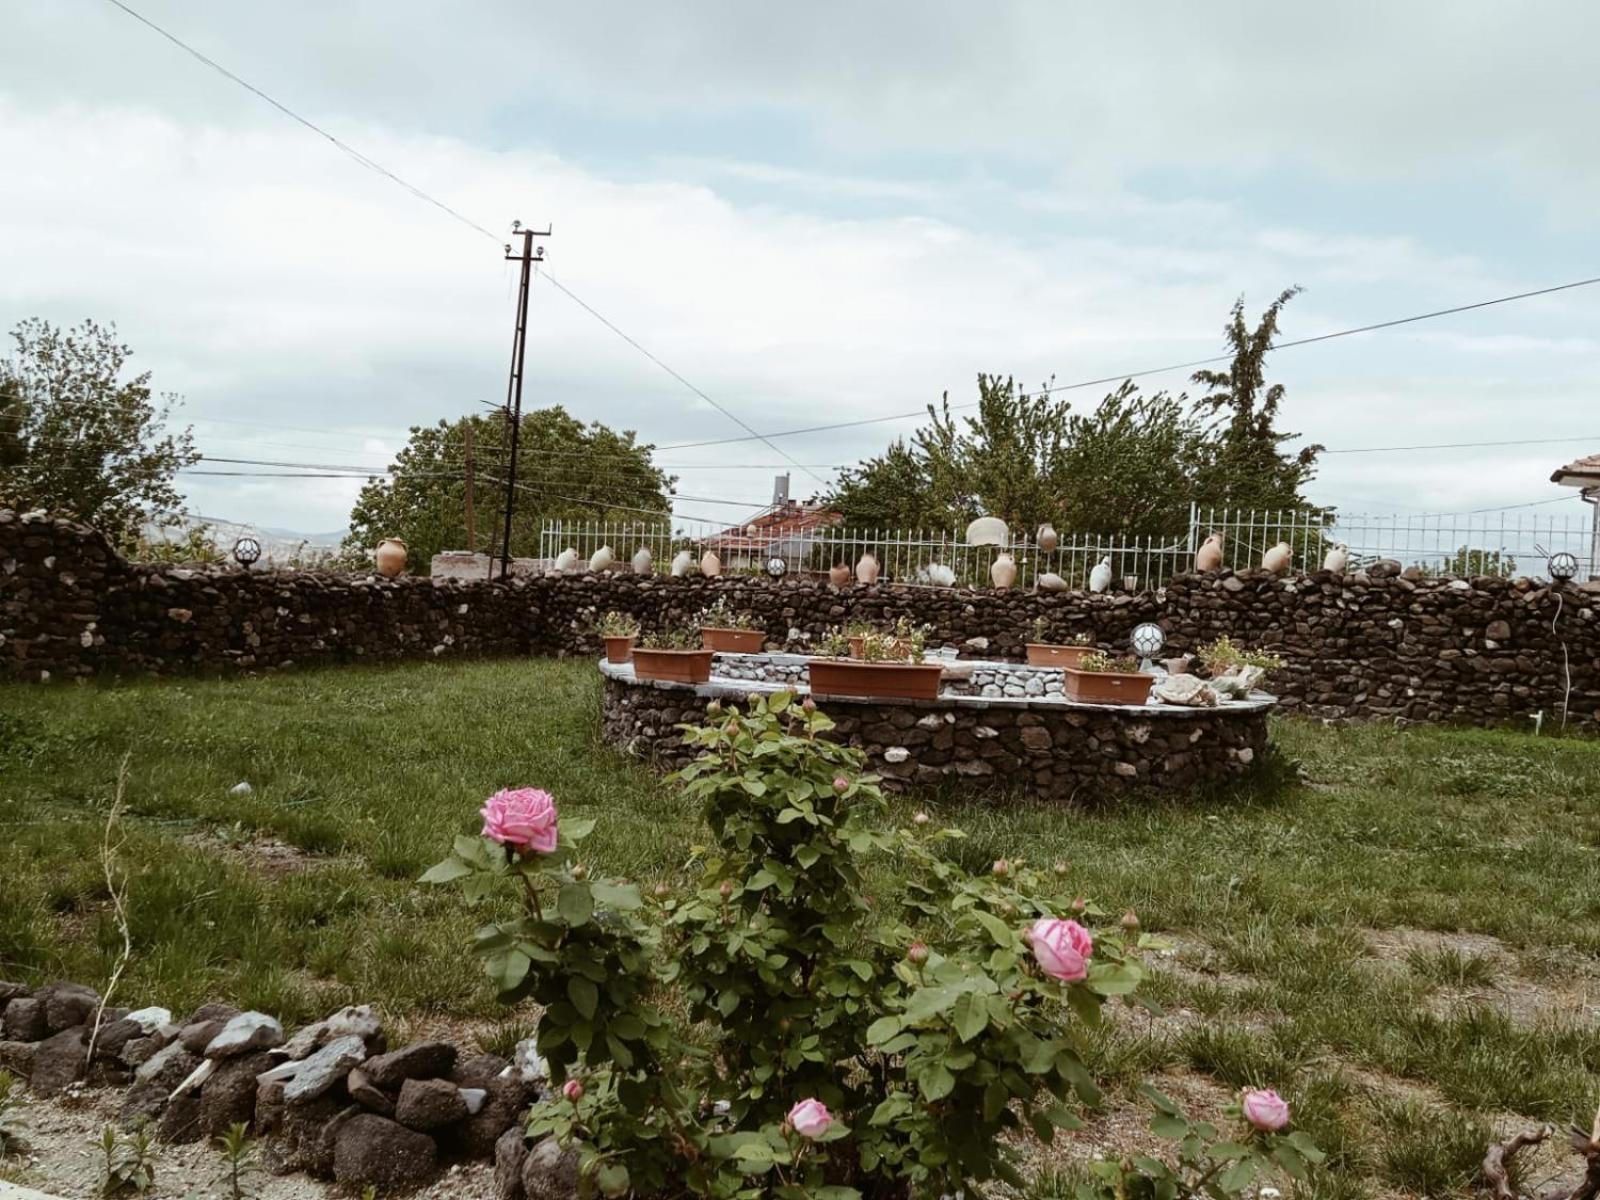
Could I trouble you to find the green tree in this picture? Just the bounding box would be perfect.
[1189,287,1323,511]
[0,318,197,543]
[343,407,674,570]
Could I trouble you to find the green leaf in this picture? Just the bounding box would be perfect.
[1150,1113,1188,1139]
[865,1016,903,1046]
[1272,1143,1308,1181]
[418,857,473,884]
[919,1063,956,1101]
[1139,1084,1180,1114]
[589,880,642,910]
[489,948,531,993]
[596,1163,629,1198]
[952,992,988,1043]
[1286,1131,1326,1165]
[1029,1109,1055,1144]
[561,817,596,841]
[982,1080,1007,1123]
[972,908,1015,946]
[605,1032,634,1069]
[557,883,594,926]
[1218,1158,1257,1192]
[567,975,598,1019]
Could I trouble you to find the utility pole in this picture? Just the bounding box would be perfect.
[463,422,477,554]
[499,221,551,579]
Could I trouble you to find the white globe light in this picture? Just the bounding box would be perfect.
[1130,623,1166,657]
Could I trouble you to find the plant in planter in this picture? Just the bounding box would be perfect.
[633,625,716,684]
[423,698,1319,1200]
[1025,618,1095,668]
[810,620,942,699]
[699,597,765,653]
[1195,636,1284,698]
[1062,651,1155,706]
[842,618,878,659]
[591,610,641,663]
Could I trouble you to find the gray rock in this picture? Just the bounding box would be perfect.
[495,1127,530,1200]
[37,981,99,1033]
[362,1040,457,1090]
[122,1042,201,1125]
[30,1026,89,1096]
[332,1113,438,1189]
[0,1040,36,1077]
[122,1006,172,1032]
[457,1073,540,1159]
[521,1135,579,1200]
[261,1034,367,1105]
[179,1018,233,1055]
[277,1004,384,1061]
[2,997,46,1042]
[461,1087,488,1115]
[451,1053,510,1088]
[0,981,29,1006]
[205,1011,284,1058]
[198,1051,275,1137]
[395,1077,469,1131]
[346,1065,395,1116]
[92,1017,146,1060]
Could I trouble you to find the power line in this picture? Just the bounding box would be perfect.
[1322,434,1600,456]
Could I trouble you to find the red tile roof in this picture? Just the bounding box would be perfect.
[703,502,842,551]
[1551,452,1600,485]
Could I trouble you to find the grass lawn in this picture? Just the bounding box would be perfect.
[3,658,1598,1198]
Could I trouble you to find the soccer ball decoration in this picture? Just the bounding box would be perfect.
[766,556,787,578]
[231,536,262,568]
[1548,551,1579,582]
[1129,622,1166,658]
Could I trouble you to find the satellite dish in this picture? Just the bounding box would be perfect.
[965,517,1009,547]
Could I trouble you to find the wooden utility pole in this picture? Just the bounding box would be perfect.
[463,422,477,553]
[499,221,551,579]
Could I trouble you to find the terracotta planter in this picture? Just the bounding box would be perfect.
[633,648,715,684]
[808,659,944,700]
[1062,667,1155,706]
[701,627,764,653]
[603,636,636,664]
[1025,643,1094,669]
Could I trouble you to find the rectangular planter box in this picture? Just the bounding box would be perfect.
[1062,667,1155,706]
[633,648,715,684]
[1025,643,1093,669]
[701,627,765,653]
[603,636,636,664]
[808,659,944,700]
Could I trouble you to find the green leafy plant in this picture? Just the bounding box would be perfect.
[640,625,703,651]
[1074,1085,1325,1200]
[857,617,931,663]
[592,610,641,639]
[423,691,1176,1199]
[1080,652,1142,674]
[817,627,853,658]
[97,1125,156,1196]
[1196,637,1284,677]
[1030,618,1091,645]
[843,619,878,638]
[0,1071,26,1159]
[214,1122,258,1200]
[699,598,758,630]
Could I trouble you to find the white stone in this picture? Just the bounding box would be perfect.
[460,1087,488,1115]
[275,1005,382,1061]
[510,1037,549,1084]
[884,747,909,763]
[124,1007,171,1033]
[259,1034,368,1103]
[974,726,999,739]
[206,1011,284,1058]
[229,781,253,796]
[173,1058,216,1098]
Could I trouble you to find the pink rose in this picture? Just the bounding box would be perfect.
[833,777,849,793]
[1241,1088,1289,1132]
[1027,917,1093,982]
[481,788,559,854]
[562,1079,584,1103]
[788,1098,832,1139]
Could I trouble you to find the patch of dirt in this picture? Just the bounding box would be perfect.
[1365,927,1509,963]
[3,1084,496,1200]
[1363,928,1600,1026]
[178,830,357,879]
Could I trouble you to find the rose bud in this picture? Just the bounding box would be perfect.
[992,859,1010,877]
[707,700,723,716]
[778,1017,792,1033]
[1071,895,1086,913]
[913,812,930,826]
[1241,1088,1290,1132]
[652,882,671,900]
[1121,909,1141,932]
[801,697,816,712]
[787,1098,833,1140]
[833,777,849,793]
[562,1079,584,1103]
[907,941,930,966]
[1053,861,1069,876]
[718,880,734,899]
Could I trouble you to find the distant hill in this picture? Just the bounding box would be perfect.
[142,514,348,564]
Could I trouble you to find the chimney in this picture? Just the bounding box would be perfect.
[772,473,791,509]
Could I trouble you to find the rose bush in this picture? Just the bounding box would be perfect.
[425,691,1319,1200]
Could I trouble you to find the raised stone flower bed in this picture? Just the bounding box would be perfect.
[600,654,1274,795]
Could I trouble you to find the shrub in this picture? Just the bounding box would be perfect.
[424,693,1317,1199]
[592,611,640,639]
[1080,652,1142,674]
[1196,636,1284,677]
[699,598,758,631]
[640,625,702,650]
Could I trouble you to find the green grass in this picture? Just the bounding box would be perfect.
[3,659,1599,1197]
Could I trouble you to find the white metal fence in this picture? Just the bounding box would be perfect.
[540,500,1597,587]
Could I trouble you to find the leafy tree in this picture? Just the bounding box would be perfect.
[343,407,673,571]
[0,318,197,543]
[828,291,1324,536]
[1189,287,1323,512]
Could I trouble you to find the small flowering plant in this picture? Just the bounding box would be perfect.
[698,597,758,630]
[590,610,640,639]
[424,694,1317,1200]
[1080,651,1144,674]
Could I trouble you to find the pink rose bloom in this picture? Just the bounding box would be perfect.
[1027,917,1093,982]
[1241,1088,1290,1132]
[562,1079,584,1102]
[481,788,559,854]
[788,1098,832,1139]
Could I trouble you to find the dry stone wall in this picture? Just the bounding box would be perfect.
[5,509,1598,728]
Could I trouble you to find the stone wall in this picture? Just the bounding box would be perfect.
[5,509,1598,728]
[601,674,1271,795]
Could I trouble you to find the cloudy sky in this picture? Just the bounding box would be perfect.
[5,1,1599,539]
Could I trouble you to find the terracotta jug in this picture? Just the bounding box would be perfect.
[856,553,880,584]
[1036,524,1060,552]
[700,550,722,578]
[374,538,408,578]
[829,563,852,587]
[990,553,1017,589]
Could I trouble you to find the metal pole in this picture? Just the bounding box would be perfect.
[464,421,477,554]
[499,223,551,579]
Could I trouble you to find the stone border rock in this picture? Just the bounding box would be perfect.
[0,979,568,1199]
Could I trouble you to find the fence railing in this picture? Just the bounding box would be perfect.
[539,500,1597,587]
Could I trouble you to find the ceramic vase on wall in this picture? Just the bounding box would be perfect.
[856,553,880,584]
[829,564,852,587]
[631,547,653,575]
[374,538,408,578]
[700,550,722,578]
[990,553,1017,589]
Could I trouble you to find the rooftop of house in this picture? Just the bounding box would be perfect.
[1551,452,1600,487]
[703,500,843,550]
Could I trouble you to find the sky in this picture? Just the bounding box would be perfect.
[4,1,1599,541]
